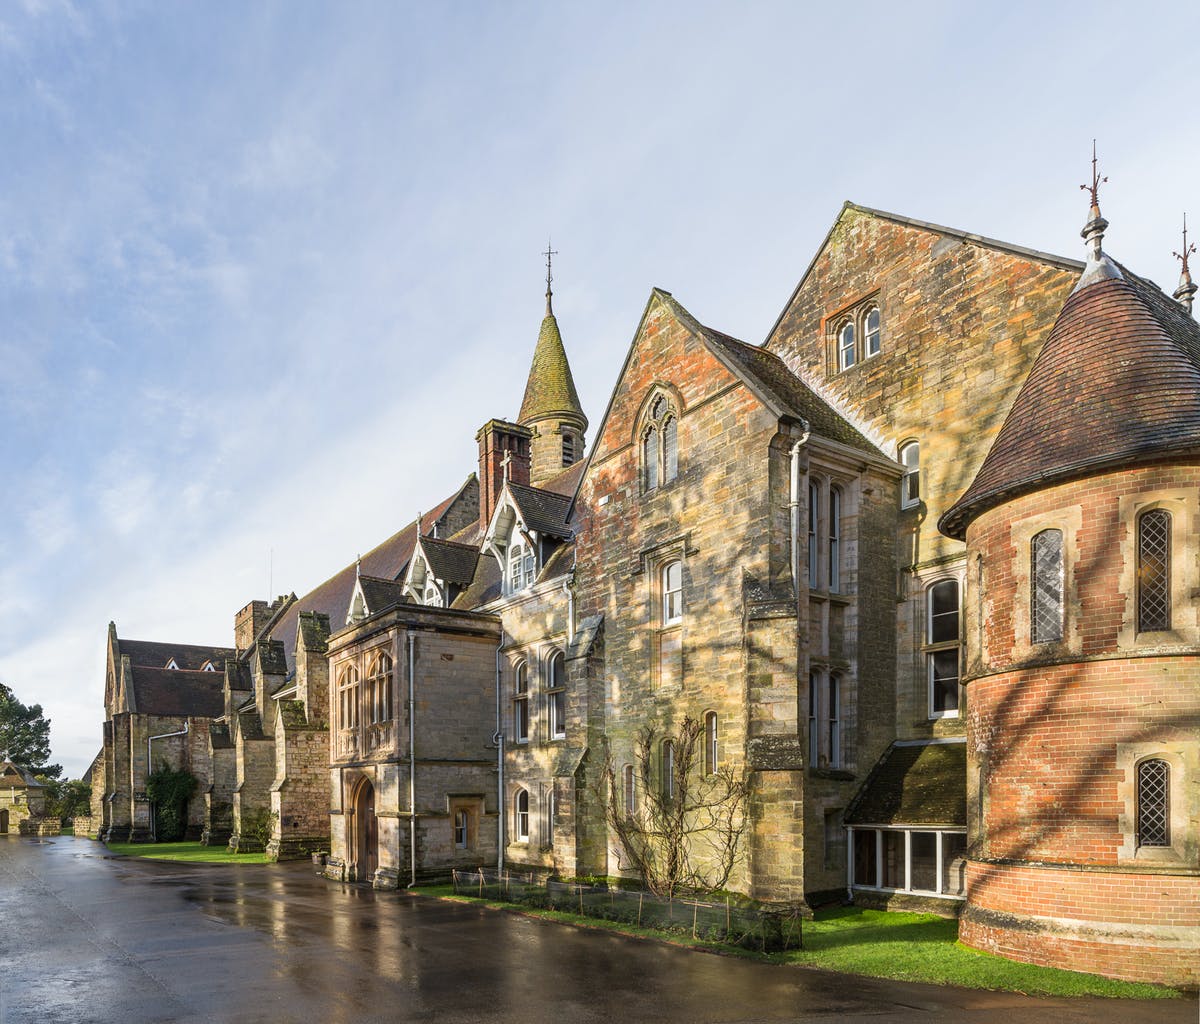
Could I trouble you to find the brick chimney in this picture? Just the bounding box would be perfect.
[476,419,532,530]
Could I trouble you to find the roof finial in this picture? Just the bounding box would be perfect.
[500,449,512,484]
[1079,140,1109,260]
[543,239,558,317]
[355,554,362,578]
[1175,212,1198,315]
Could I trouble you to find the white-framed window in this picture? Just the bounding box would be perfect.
[926,579,961,718]
[165,657,180,670]
[365,652,393,724]
[514,789,529,843]
[201,660,216,672]
[623,764,637,815]
[337,664,360,731]
[422,578,443,607]
[641,394,679,491]
[507,540,536,595]
[661,740,675,801]
[1137,509,1172,632]
[1136,758,1170,848]
[454,809,469,849]
[704,711,718,775]
[864,306,881,357]
[850,827,967,899]
[547,651,566,739]
[828,487,842,593]
[513,661,530,743]
[662,560,683,625]
[838,319,856,371]
[899,441,920,508]
[1031,529,1064,644]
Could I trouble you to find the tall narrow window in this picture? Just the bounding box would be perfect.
[864,307,881,357]
[899,441,920,507]
[1137,510,1172,632]
[828,675,841,768]
[927,579,960,717]
[366,653,393,724]
[807,480,819,588]
[515,789,529,842]
[454,809,469,849]
[661,741,675,801]
[623,764,637,815]
[808,671,819,766]
[513,661,529,743]
[663,417,678,483]
[562,431,578,466]
[545,789,556,847]
[1031,529,1064,644]
[643,429,660,491]
[1136,759,1170,848]
[547,651,567,739]
[828,487,842,592]
[508,542,525,594]
[704,712,718,775]
[338,665,359,731]
[838,320,856,371]
[662,560,683,624]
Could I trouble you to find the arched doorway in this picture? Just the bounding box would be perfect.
[352,778,377,882]
[0,809,8,835]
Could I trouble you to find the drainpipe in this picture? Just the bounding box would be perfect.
[788,429,812,601]
[407,632,417,887]
[561,573,575,646]
[146,721,189,842]
[492,629,506,874]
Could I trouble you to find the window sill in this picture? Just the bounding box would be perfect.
[809,767,855,781]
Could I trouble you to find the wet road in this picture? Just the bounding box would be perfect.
[0,836,1193,1024]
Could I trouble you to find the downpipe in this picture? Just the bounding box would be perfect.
[492,629,506,874]
[788,429,811,601]
[146,721,189,842]
[407,632,417,888]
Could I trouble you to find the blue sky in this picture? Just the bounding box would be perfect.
[2,1,1196,778]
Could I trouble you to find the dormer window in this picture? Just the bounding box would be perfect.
[423,578,443,607]
[164,658,179,670]
[641,393,679,492]
[507,539,536,594]
[201,660,216,672]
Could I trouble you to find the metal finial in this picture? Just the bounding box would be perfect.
[543,240,558,316]
[1080,139,1108,213]
[1174,213,1196,277]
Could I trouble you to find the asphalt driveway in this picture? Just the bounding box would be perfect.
[0,836,1192,1024]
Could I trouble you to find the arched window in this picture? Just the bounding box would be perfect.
[423,578,442,607]
[513,661,529,742]
[704,712,719,775]
[623,764,637,814]
[366,653,393,724]
[338,665,360,731]
[641,394,679,491]
[661,740,675,800]
[661,560,683,625]
[547,651,567,739]
[1137,509,1172,632]
[662,417,678,482]
[1136,758,1170,848]
[1031,529,1064,644]
[926,580,960,718]
[838,320,856,371]
[515,789,529,842]
[864,307,881,357]
[828,487,842,592]
[899,441,920,507]
[507,540,535,595]
[643,428,660,491]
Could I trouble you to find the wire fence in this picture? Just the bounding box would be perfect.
[451,869,803,951]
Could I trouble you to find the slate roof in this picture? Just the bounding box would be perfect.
[845,741,966,827]
[0,761,44,788]
[118,639,234,672]
[358,575,406,616]
[941,263,1200,539]
[127,667,225,718]
[518,311,588,430]
[420,537,480,585]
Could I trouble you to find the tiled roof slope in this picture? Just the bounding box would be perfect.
[268,478,474,666]
[421,538,480,585]
[508,482,572,538]
[119,639,234,671]
[845,742,966,827]
[128,667,224,718]
[941,266,1200,539]
[0,761,44,788]
[359,575,405,616]
[518,313,588,429]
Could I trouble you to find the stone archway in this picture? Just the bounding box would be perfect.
[352,778,377,882]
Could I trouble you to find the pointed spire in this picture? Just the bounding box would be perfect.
[518,248,588,432]
[1174,213,1197,316]
[1073,141,1122,293]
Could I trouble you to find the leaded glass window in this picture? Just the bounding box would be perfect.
[643,429,659,491]
[1138,510,1171,632]
[1031,529,1064,644]
[663,417,678,482]
[1136,759,1170,848]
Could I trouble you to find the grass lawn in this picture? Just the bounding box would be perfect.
[105,841,270,865]
[415,887,1180,1001]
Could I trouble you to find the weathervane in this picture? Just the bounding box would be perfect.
[1080,139,1108,213]
[544,240,558,315]
[1174,213,1196,277]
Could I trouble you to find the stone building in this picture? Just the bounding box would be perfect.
[0,760,57,836]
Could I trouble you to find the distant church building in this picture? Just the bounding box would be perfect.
[95,183,1198,986]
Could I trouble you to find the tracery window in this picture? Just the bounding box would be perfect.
[704,712,718,775]
[642,394,679,491]
[1136,759,1170,848]
[515,789,529,842]
[547,651,566,739]
[1137,510,1172,632]
[337,665,360,731]
[926,580,960,718]
[1031,529,1064,644]
[365,652,393,724]
[513,661,530,743]
[899,441,920,508]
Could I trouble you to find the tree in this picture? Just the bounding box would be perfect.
[0,683,61,779]
[39,777,92,825]
[598,716,750,899]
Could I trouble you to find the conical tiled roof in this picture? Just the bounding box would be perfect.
[941,264,1200,540]
[518,312,588,430]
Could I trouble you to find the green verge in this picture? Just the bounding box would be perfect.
[414,888,1179,1001]
[104,841,270,865]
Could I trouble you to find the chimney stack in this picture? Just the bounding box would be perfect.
[476,419,532,530]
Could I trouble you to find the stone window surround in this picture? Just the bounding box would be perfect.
[703,710,719,775]
[1115,741,1196,866]
[806,468,855,595]
[923,574,963,720]
[639,388,681,494]
[897,439,920,510]
[511,659,530,744]
[1006,506,1085,664]
[1117,490,1198,649]
[827,292,882,375]
[807,668,843,770]
[447,795,482,852]
[506,640,569,744]
[546,649,567,740]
